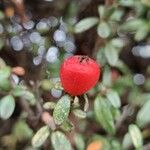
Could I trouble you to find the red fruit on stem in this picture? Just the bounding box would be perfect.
[60,55,100,96]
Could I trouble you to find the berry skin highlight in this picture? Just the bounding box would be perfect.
[60,55,100,96]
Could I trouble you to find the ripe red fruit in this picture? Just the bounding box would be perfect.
[60,55,100,96]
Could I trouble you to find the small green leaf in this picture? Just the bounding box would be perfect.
[51,131,72,150]
[23,91,36,105]
[41,79,53,91]
[111,38,124,48]
[74,133,85,150]
[98,5,106,19]
[122,133,132,150]
[110,9,124,21]
[74,17,99,33]
[0,95,15,120]
[102,66,112,86]
[120,19,144,31]
[32,126,50,148]
[106,90,121,108]
[136,100,150,127]
[0,66,11,80]
[12,85,26,97]
[129,124,143,149]
[60,120,74,132]
[0,79,11,91]
[111,139,122,150]
[43,102,56,110]
[12,120,33,141]
[105,44,119,66]
[97,22,111,38]
[53,95,71,125]
[73,109,87,119]
[134,24,149,41]
[94,96,115,134]
[72,96,80,108]
[96,47,107,66]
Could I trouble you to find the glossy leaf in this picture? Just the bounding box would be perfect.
[0,95,15,120]
[129,124,143,149]
[74,17,99,33]
[105,44,119,66]
[32,126,50,148]
[106,90,121,108]
[43,102,56,110]
[51,131,72,150]
[74,133,85,150]
[136,100,150,127]
[97,22,111,38]
[94,96,115,134]
[53,95,71,125]
[122,133,132,150]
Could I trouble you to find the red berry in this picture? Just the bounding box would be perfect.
[60,55,100,96]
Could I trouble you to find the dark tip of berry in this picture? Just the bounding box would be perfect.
[78,56,90,63]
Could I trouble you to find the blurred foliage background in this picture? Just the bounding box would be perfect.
[0,0,150,150]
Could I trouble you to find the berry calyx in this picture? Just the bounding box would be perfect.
[60,55,100,96]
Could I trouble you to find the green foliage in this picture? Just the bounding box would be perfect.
[0,0,150,149]
[53,95,71,125]
[94,96,115,134]
[51,131,72,150]
[32,126,50,148]
[0,95,15,120]
[129,124,143,149]
[74,17,99,33]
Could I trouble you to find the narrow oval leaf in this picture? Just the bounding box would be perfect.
[97,22,111,38]
[129,124,143,149]
[105,44,119,66]
[51,131,72,150]
[122,133,132,150]
[136,100,150,127]
[0,95,15,120]
[94,96,115,134]
[73,109,87,119]
[120,19,144,31]
[74,133,85,150]
[32,126,50,148]
[43,102,56,110]
[74,17,99,33]
[106,90,121,108]
[53,95,71,125]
